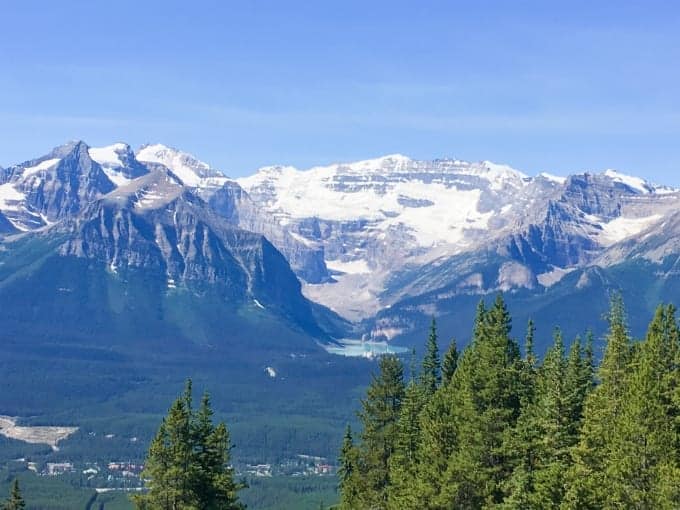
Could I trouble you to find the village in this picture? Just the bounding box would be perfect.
[5,452,337,492]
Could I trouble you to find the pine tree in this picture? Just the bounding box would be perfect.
[356,354,405,509]
[564,294,632,509]
[502,329,573,509]
[435,294,522,507]
[525,319,536,368]
[420,318,441,395]
[3,479,25,510]
[412,362,462,508]
[387,381,427,509]
[135,380,244,510]
[192,393,244,509]
[441,338,458,385]
[604,304,680,508]
[338,425,361,510]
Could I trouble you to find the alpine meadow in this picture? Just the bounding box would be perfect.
[2,1,680,509]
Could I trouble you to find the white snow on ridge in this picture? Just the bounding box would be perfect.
[539,172,566,184]
[90,143,135,187]
[0,183,26,211]
[89,143,128,169]
[102,169,132,187]
[238,161,497,247]
[22,158,60,176]
[598,214,662,246]
[480,161,528,190]
[326,259,371,275]
[327,154,412,173]
[604,169,650,194]
[136,144,225,187]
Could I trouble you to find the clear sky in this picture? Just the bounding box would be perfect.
[1,0,680,182]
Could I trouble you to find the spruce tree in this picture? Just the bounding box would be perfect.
[338,425,361,510]
[420,318,441,395]
[564,336,591,438]
[412,352,465,508]
[436,294,522,507]
[525,319,536,368]
[604,305,680,508]
[356,354,405,509]
[564,294,632,509]
[387,381,426,509]
[135,380,244,510]
[502,329,574,509]
[441,338,458,385]
[4,479,25,510]
[529,329,571,508]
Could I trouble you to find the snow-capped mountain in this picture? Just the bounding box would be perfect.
[4,141,680,345]
[237,155,679,321]
[0,141,345,349]
[0,141,329,283]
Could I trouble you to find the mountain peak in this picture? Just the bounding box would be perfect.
[602,169,652,193]
[89,143,133,169]
[48,140,89,159]
[136,144,225,186]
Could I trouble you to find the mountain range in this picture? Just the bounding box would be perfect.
[2,140,680,351]
[4,139,680,468]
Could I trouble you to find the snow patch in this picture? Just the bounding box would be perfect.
[598,214,662,245]
[497,262,534,291]
[136,144,223,187]
[326,259,371,275]
[537,266,575,287]
[22,158,60,176]
[0,184,26,211]
[603,169,650,194]
[102,169,132,187]
[539,172,566,184]
[89,143,128,169]
[240,167,493,246]
[480,161,528,190]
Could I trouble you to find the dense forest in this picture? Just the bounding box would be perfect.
[337,294,680,509]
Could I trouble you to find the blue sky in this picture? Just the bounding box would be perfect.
[1,0,680,182]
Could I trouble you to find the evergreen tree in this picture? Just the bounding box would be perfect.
[525,319,536,368]
[3,479,25,510]
[441,339,458,385]
[564,294,632,509]
[583,330,595,390]
[529,329,571,508]
[436,294,523,507]
[387,381,426,509]
[503,329,575,509]
[420,318,441,395]
[192,393,244,509]
[411,355,464,508]
[356,354,405,509]
[135,380,244,510]
[342,293,680,509]
[337,425,361,510]
[604,305,680,508]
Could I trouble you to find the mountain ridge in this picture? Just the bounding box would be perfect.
[3,140,680,347]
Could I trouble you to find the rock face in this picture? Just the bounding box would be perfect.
[0,142,341,344]
[237,156,679,322]
[4,140,680,344]
[0,141,115,230]
[56,167,313,319]
[201,182,330,283]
